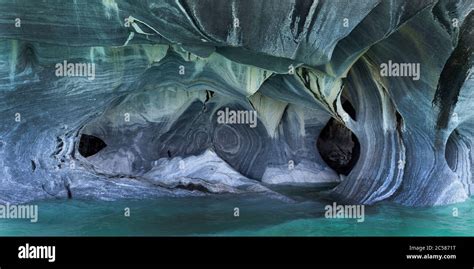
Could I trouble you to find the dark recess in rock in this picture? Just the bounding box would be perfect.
[342,99,357,121]
[31,160,36,172]
[317,115,360,175]
[175,183,211,193]
[64,182,72,199]
[78,134,107,158]
[17,43,38,73]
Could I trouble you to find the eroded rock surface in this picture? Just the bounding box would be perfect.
[0,0,472,206]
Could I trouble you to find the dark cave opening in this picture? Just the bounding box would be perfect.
[78,134,107,157]
[317,101,360,175]
[445,128,461,173]
[342,98,357,121]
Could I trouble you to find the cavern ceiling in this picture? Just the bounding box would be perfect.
[0,0,472,207]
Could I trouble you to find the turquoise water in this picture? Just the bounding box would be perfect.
[1,186,473,236]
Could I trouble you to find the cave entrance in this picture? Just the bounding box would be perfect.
[317,101,360,175]
[78,134,107,157]
[445,129,457,172]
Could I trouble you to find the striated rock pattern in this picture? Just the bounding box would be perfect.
[0,0,472,206]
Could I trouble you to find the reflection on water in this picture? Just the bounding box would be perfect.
[0,185,472,236]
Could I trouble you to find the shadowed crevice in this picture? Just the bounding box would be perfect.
[433,11,473,130]
[317,103,360,176]
[78,134,107,158]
